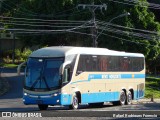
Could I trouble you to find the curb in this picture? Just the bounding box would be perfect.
[0,76,10,96]
[134,99,160,104]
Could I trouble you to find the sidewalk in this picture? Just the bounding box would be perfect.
[134,98,160,104]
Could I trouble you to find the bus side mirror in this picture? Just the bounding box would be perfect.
[63,68,68,83]
[17,62,26,75]
[59,61,71,75]
[62,67,70,85]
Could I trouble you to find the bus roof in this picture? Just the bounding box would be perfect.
[29,46,144,58]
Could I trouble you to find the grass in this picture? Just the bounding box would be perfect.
[145,77,160,98]
[0,63,18,68]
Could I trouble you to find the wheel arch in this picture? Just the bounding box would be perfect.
[129,88,134,100]
[75,91,81,103]
[122,88,127,96]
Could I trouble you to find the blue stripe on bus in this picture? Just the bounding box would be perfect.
[81,90,144,104]
[134,74,145,78]
[23,90,144,105]
[121,74,132,79]
[71,74,145,84]
[81,92,119,103]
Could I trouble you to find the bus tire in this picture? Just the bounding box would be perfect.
[119,91,126,105]
[38,104,48,110]
[69,93,79,109]
[126,91,132,105]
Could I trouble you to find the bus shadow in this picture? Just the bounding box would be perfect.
[143,102,160,110]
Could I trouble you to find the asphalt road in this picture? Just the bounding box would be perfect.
[0,68,160,118]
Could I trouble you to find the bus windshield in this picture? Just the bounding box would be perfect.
[25,57,64,91]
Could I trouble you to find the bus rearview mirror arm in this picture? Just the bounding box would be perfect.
[59,61,71,75]
[17,62,26,75]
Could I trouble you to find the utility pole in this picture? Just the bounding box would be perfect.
[91,0,97,47]
[12,33,15,64]
[0,0,4,62]
[78,0,107,47]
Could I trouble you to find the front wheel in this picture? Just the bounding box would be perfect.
[69,93,79,109]
[38,104,48,110]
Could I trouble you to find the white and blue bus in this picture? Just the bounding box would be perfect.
[21,46,145,110]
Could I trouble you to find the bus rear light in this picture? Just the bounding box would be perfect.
[24,93,28,96]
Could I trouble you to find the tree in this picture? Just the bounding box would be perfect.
[1,0,160,65]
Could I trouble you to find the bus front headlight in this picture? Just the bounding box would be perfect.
[51,93,59,97]
[24,93,28,96]
[53,93,58,96]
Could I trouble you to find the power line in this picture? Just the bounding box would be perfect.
[96,20,160,35]
[124,0,160,9]
[1,19,84,25]
[0,20,92,32]
[13,30,94,37]
[0,22,93,28]
[98,26,158,41]
[67,30,94,36]
[99,32,157,47]
[0,16,87,22]
[107,0,160,10]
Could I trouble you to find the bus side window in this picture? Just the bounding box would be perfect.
[120,57,129,71]
[85,56,91,71]
[92,55,98,71]
[99,56,108,71]
[77,55,85,75]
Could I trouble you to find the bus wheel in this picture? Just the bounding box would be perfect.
[119,91,126,105]
[70,93,79,109]
[126,91,132,105]
[38,104,48,110]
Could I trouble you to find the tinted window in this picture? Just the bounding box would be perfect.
[77,55,144,73]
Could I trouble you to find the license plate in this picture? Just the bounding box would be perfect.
[36,100,43,104]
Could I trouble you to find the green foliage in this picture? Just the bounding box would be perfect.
[1,0,160,73]
[21,48,32,61]
[2,48,32,63]
[15,49,21,60]
[145,77,160,98]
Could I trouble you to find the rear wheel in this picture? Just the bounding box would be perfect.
[38,104,48,110]
[126,91,132,105]
[119,91,126,105]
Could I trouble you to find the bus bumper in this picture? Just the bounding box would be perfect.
[23,93,72,105]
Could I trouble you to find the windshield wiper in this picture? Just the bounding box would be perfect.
[42,76,50,91]
[30,75,41,90]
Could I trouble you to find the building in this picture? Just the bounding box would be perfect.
[0,33,23,58]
